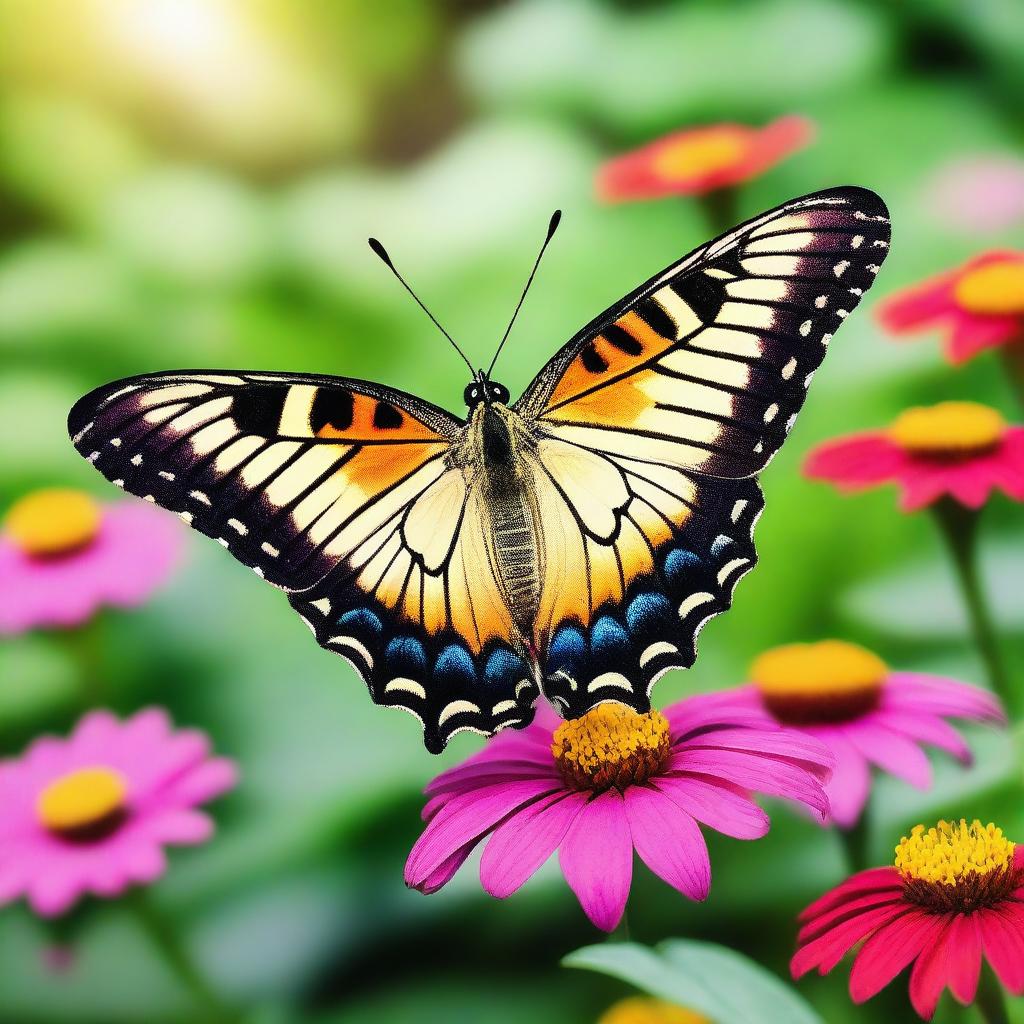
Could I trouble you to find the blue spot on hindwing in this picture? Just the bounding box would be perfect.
[483,648,528,689]
[664,548,703,582]
[386,636,427,673]
[435,645,477,688]
[591,615,630,660]
[626,592,673,634]
[711,534,736,557]
[549,624,586,673]
[338,608,383,636]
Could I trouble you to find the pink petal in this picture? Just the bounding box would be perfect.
[849,909,946,1003]
[157,757,238,804]
[622,784,710,901]
[792,904,911,979]
[909,917,955,1020]
[811,727,871,828]
[146,810,214,845]
[666,689,775,738]
[980,905,1024,994]
[480,790,587,899]
[803,434,907,491]
[418,843,475,895]
[405,778,560,888]
[876,274,956,335]
[653,775,769,840]
[558,790,632,932]
[945,914,982,1006]
[26,868,90,918]
[842,722,932,789]
[947,310,1020,363]
[799,868,903,923]
[425,758,559,796]
[882,674,1005,723]
[680,726,833,776]
[866,709,972,763]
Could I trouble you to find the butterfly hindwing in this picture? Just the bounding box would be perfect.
[69,371,540,751]
[517,186,890,715]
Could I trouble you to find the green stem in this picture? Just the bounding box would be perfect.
[838,815,871,874]
[974,966,1010,1024]
[930,499,1017,719]
[66,616,107,709]
[1000,339,1024,414]
[696,186,740,236]
[128,891,238,1024]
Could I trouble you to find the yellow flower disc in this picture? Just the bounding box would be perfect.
[896,819,1015,885]
[37,767,127,834]
[552,704,671,791]
[889,402,1006,457]
[5,488,101,557]
[653,132,748,180]
[953,260,1024,316]
[599,997,710,1024]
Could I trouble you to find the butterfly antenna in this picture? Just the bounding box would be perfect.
[368,237,475,374]
[487,209,562,377]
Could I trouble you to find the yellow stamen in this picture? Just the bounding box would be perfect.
[5,489,101,557]
[750,640,886,723]
[552,704,671,791]
[37,767,127,835]
[889,401,1007,457]
[953,260,1024,316]
[896,820,1015,886]
[652,131,748,181]
[599,996,710,1024]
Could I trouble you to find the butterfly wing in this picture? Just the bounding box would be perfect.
[514,186,890,717]
[69,371,540,751]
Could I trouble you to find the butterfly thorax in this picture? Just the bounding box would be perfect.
[460,403,544,649]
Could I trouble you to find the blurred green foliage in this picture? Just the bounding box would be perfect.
[0,1,1022,1022]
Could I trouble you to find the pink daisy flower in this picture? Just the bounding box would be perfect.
[877,251,1024,364]
[718,641,1005,828]
[0,488,181,635]
[0,708,237,916]
[596,115,814,202]
[804,401,1024,511]
[793,819,1024,1020]
[405,698,833,932]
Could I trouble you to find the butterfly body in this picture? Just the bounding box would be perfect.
[70,186,891,752]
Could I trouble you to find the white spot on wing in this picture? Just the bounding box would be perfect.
[639,642,677,668]
[587,672,632,693]
[438,700,480,726]
[329,636,374,669]
[386,678,427,700]
[678,592,715,618]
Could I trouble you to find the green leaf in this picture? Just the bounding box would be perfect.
[564,940,824,1024]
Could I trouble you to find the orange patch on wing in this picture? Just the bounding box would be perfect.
[343,443,438,494]
[548,309,675,408]
[317,394,441,441]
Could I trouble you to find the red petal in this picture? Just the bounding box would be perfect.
[798,868,903,922]
[945,914,982,1005]
[791,904,910,979]
[908,917,955,1020]
[849,910,946,1004]
[980,905,1024,994]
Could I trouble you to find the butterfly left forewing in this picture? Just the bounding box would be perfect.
[517,186,890,717]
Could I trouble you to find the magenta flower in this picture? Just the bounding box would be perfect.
[804,402,1024,511]
[0,489,181,635]
[718,641,1005,828]
[0,708,237,916]
[405,698,833,931]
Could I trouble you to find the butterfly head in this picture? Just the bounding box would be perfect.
[464,373,510,409]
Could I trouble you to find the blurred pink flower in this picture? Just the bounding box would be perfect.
[0,489,181,634]
[720,641,1005,828]
[0,708,236,916]
[925,156,1024,234]
[877,251,1024,364]
[804,402,1024,511]
[405,698,832,932]
[596,116,814,201]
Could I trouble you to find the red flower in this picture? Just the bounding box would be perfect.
[804,401,1024,511]
[792,819,1024,1020]
[878,251,1024,364]
[596,116,814,202]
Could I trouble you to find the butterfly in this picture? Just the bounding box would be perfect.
[69,186,890,752]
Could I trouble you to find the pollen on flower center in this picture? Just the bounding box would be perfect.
[751,640,886,724]
[653,132,748,180]
[889,402,1007,458]
[37,767,127,837]
[5,489,101,558]
[551,704,671,791]
[953,260,1024,316]
[897,819,1020,913]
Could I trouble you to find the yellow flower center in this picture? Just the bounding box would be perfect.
[750,640,886,723]
[551,705,671,791]
[652,131,748,181]
[889,402,1007,458]
[5,489,101,558]
[953,260,1024,316]
[37,767,128,837]
[599,996,710,1024]
[897,820,1020,913]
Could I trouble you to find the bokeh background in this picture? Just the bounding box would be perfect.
[1,1,1022,1022]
